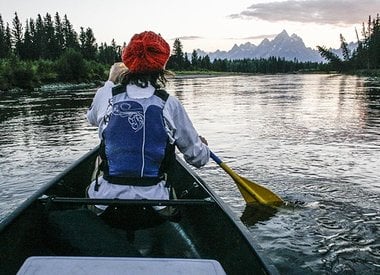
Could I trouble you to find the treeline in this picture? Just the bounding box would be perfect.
[1,12,325,91]
[167,38,324,74]
[0,12,121,63]
[0,12,121,90]
[318,14,380,72]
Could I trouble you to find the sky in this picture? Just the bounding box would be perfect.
[1,0,379,53]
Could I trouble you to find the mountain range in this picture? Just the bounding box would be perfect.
[195,30,357,63]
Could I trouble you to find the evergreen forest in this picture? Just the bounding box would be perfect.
[317,14,380,73]
[0,12,379,91]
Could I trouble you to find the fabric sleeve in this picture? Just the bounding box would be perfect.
[87,81,115,127]
[163,96,210,168]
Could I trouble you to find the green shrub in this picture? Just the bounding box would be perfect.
[0,59,12,90]
[12,65,38,90]
[0,57,38,90]
[56,48,87,82]
[35,59,57,83]
[85,60,108,81]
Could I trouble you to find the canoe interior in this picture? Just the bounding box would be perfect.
[0,148,277,275]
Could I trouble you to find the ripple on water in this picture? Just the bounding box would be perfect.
[240,197,380,273]
[1,75,380,274]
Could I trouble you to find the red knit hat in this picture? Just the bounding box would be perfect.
[122,31,170,73]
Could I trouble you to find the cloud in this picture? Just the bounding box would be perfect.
[230,0,380,25]
[171,36,203,40]
[242,34,278,40]
[227,34,277,40]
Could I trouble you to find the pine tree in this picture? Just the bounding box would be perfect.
[111,38,121,62]
[20,19,34,60]
[62,15,78,50]
[367,14,380,68]
[317,45,344,71]
[12,12,23,57]
[27,18,39,60]
[350,14,380,69]
[5,23,12,55]
[79,27,97,60]
[191,50,198,69]
[79,27,86,51]
[340,34,350,61]
[84,27,97,60]
[54,12,65,56]
[200,55,211,70]
[183,52,191,70]
[167,38,184,70]
[35,14,46,59]
[97,39,121,64]
[0,14,9,58]
[44,13,60,59]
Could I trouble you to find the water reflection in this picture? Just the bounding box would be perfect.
[240,203,278,225]
[168,74,380,274]
[0,88,99,219]
[1,74,380,274]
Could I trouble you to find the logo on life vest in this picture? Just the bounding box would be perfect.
[112,102,144,132]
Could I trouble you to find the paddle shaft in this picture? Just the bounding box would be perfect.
[210,151,222,164]
[210,150,284,205]
[210,151,244,183]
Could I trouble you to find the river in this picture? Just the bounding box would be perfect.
[0,74,379,274]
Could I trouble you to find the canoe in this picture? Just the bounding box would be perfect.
[0,147,279,275]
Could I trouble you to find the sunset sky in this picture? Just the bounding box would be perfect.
[1,0,379,52]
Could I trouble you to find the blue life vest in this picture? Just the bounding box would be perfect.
[100,85,174,186]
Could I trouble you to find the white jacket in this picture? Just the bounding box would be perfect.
[86,81,209,205]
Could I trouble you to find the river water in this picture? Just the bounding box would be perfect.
[1,74,379,274]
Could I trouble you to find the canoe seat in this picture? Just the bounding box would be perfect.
[17,256,227,275]
[47,208,141,257]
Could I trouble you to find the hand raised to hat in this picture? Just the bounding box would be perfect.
[108,62,128,84]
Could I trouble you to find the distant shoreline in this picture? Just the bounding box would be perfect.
[2,70,379,93]
[172,71,242,79]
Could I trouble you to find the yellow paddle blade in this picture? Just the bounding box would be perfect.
[235,183,258,204]
[239,176,283,206]
[219,162,283,206]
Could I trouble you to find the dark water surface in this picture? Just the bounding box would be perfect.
[1,74,379,274]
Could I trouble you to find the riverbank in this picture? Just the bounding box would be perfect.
[166,69,380,80]
[172,70,245,78]
[0,82,102,94]
[1,69,379,93]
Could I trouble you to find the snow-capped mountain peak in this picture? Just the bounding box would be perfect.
[196,30,324,62]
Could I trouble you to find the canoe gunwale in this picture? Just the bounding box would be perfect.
[0,147,99,232]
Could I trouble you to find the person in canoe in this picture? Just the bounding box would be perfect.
[86,31,210,220]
